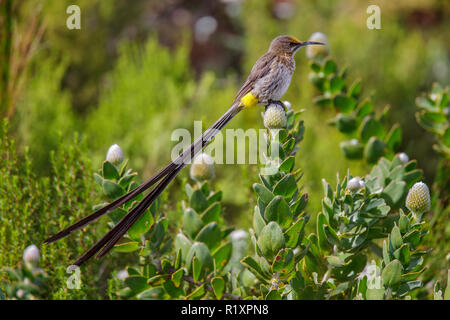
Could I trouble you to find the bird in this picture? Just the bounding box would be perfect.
[44,35,324,266]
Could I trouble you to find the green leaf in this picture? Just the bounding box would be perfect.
[137,287,165,300]
[200,202,221,224]
[313,95,332,107]
[360,116,385,143]
[403,230,421,247]
[290,193,308,217]
[390,226,403,251]
[186,242,214,274]
[171,268,184,287]
[265,290,282,300]
[398,214,410,234]
[324,225,340,247]
[118,172,138,188]
[356,98,373,118]
[175,233,192,263]
[257,222,285,259]
[185,283,206,300]
[194,222,222,251]
[340,139,363,159]
[382,240,391,266]
[128,209,154,241]
[192,256,202,283]
[272,248,295,276]
[253,205,266,236]
[381,180,406,209]
[364,137,386,164]
[93,173,104,186]
[212,242,232,270]
[183,208,204,239]
[316,213,331,251]
[416,96,439,112]
[207,191,222,205]
[253,183,274,205]
[348,78,362,98]
[125,276,150,294]
[336,114,357,133]
[279,156,295,173]
[285,217,306,248]
[273,174,297,198]
[264,196,292,228]
[323,59,337,76]
[102,180,124,199]
[240,256,269,281]
[211,277,225,299]
[190,190,209,213]
[382,260,403,287]
[330,76,345,94]
[103,161,120,180]
[334,94,357,113]
[398,280,422,297]
[385,124,402,152]
[393,244,411,265]
[163,280,183,298]
[113,241,140,253]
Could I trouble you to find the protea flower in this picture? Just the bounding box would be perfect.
[190,153,215,182]
[264,104,287,129]
[405,182,431,216]
[106,144,124,165]
[23,244,40,268]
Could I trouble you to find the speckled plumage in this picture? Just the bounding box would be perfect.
[233,35,301,105]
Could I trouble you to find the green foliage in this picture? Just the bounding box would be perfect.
[0,119,102,299]
[415,83,449,157]
[308,56,401,164]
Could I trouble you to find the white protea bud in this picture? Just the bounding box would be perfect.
[117,269,129,281]
[347,177,362,192]
[264,104,286,129]
[190,153,215,182]
[405,182,431,215]
[282,100,292,111]
[23,244,40,268]
[229,229,248,242]
[106,144,124,165]
[306,32,330,61]
[398,152,409,164]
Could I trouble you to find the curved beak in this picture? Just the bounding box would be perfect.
[300,41,325,47]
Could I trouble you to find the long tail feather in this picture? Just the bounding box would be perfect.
[44,162,177,244]
[64,104,242,265]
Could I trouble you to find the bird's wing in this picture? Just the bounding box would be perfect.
[233,52,274,104]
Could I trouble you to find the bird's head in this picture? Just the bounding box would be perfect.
[269,35,324,56]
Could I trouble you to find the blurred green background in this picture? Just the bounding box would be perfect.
[0,0,449,298]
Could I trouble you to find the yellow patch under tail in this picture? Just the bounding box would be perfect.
[240,92,258,108]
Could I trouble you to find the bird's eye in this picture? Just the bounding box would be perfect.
[289,42,298,47]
